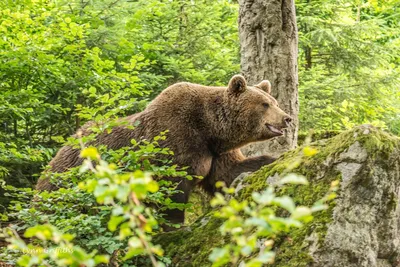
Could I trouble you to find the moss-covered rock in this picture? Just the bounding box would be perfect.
[155,125,400,267]
[297,130,341,146]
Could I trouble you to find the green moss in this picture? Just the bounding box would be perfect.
[260,167,340,266]
[154,215,224,266]
[185,189,212,225]
[272,207,333,267]
[317,125,399,160]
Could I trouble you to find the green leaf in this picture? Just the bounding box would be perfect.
[209,247,229,266]
[279,174,309,185]
[94,255,109,264]
[291,206,312,220]
[80,147,99,160]
[108,215,125,232]
[272,196,296,213]
[89,86,97,94]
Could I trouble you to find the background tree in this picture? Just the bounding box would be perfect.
[238,0,299,158]
[297,0,400,134]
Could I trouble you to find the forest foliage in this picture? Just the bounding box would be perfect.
[0,0,399,181]
[0,0,399,266]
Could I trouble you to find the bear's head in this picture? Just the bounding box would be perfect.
[224,74,292,145]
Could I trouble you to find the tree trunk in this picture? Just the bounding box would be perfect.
[238,0,299,158]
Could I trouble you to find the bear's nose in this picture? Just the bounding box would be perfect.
[284,116,292,127]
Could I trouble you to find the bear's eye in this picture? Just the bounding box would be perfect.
[262,103,269,108]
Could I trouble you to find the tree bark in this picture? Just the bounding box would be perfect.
[238,0,299,158]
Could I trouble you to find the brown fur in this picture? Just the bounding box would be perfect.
[36,75,292,224]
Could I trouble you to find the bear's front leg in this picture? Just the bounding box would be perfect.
[160,153,212,231]
[202,149,276,195]
[231,154,276,178]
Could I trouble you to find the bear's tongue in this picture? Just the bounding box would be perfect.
[266,124,283,135]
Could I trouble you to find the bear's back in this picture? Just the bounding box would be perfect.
[147,82,224,112]
[142,82,225,130]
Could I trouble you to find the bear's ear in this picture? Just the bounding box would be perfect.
[228,75,247,94]
[255,80,271,94]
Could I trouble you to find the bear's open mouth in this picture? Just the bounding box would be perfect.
[266,124,283,136]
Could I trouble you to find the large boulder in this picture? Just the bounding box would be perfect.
[155,125,400,267]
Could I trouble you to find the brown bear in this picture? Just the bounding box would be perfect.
[36,75,292,224]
